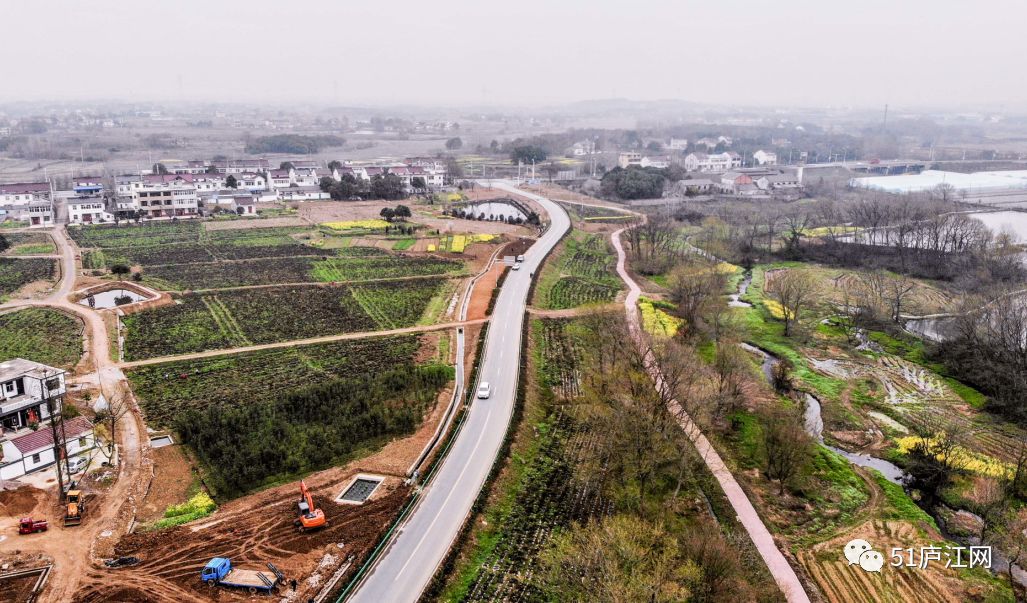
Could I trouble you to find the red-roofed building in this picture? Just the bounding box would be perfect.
[1,416,96,479]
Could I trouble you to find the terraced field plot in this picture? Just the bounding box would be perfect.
[0,231,56,255]
[534,232,621,309]
[0,257,56,297]
[122,279,453,359]
[0,308,83,368]
[127,334,425,427]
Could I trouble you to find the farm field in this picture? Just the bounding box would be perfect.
[72,219,469,289]
[0,308,83,368]
[532,231,621,309]
[177,362,452,497]
[138,249,461,291]
[127,334,425,427]
[0,257,56,298]
[0,231,57,255]
[121,279,454,359]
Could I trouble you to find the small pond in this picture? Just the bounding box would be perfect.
[463,201,527,222]
[79,289,148,309]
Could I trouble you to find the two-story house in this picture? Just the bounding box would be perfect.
[0,359,97,480]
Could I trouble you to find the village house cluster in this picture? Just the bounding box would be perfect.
[0,157,448,226]
[0,358,98,481]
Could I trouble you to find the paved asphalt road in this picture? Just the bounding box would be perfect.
[349,181,570,602]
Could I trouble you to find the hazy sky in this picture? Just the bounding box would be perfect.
[1,0,1025,109]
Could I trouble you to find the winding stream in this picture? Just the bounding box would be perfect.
[729,272,753,308]
[739,343,908,485]
[741,342,1027,587]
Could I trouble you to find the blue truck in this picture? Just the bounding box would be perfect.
[201,557,284,594]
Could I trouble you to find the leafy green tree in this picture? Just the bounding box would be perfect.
[445,137,462,150]
[600,166,665,200]
[329,174,364,200]
[244,134,344,154]
[225,175,238,189]
[369,173,407,200]
[318,176,335,192]
[380,207,396,221]
[510,145,548,164]
[152,163,168,175]
[279,161,294,170]
[327,160,342,172]
[394,204,411,219]
[0,234,8,253]
[110,264,131,277]
[410,176,426,192]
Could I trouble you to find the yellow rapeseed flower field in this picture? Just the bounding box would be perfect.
[322,219,391,230]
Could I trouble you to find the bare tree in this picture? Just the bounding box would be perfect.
[712,343,746,421]
[994,509,1027,600]
[95,393,131,461]
[666,262,727,337]
[761,407,812,494]
[768,270,817,337]
[886,275,917,323]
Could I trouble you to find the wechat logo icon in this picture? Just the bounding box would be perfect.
[844,539,883,573]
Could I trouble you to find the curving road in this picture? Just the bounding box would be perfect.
[0,225,147,603]
[348,181,570,602]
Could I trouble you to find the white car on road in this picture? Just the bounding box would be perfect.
[476,382,491,399]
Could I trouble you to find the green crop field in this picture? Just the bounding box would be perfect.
[0,258,56,298]
[176,362,453,498]
[311,252,462,282]
[122,279,452,359]
[127,334,426,427]
[0,308,83,368]
[534,232,621,309]
[0,232,57,255]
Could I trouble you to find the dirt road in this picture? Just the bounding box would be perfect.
[0,226,149,603]
[610,226,811,603]
[118,318,490,369]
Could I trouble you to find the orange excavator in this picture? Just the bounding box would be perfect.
[294,480,326,532]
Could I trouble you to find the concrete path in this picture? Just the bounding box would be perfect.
[610,226,811,603]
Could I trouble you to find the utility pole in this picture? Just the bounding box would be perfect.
[38,369,70,500]
[882,104,889,131]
